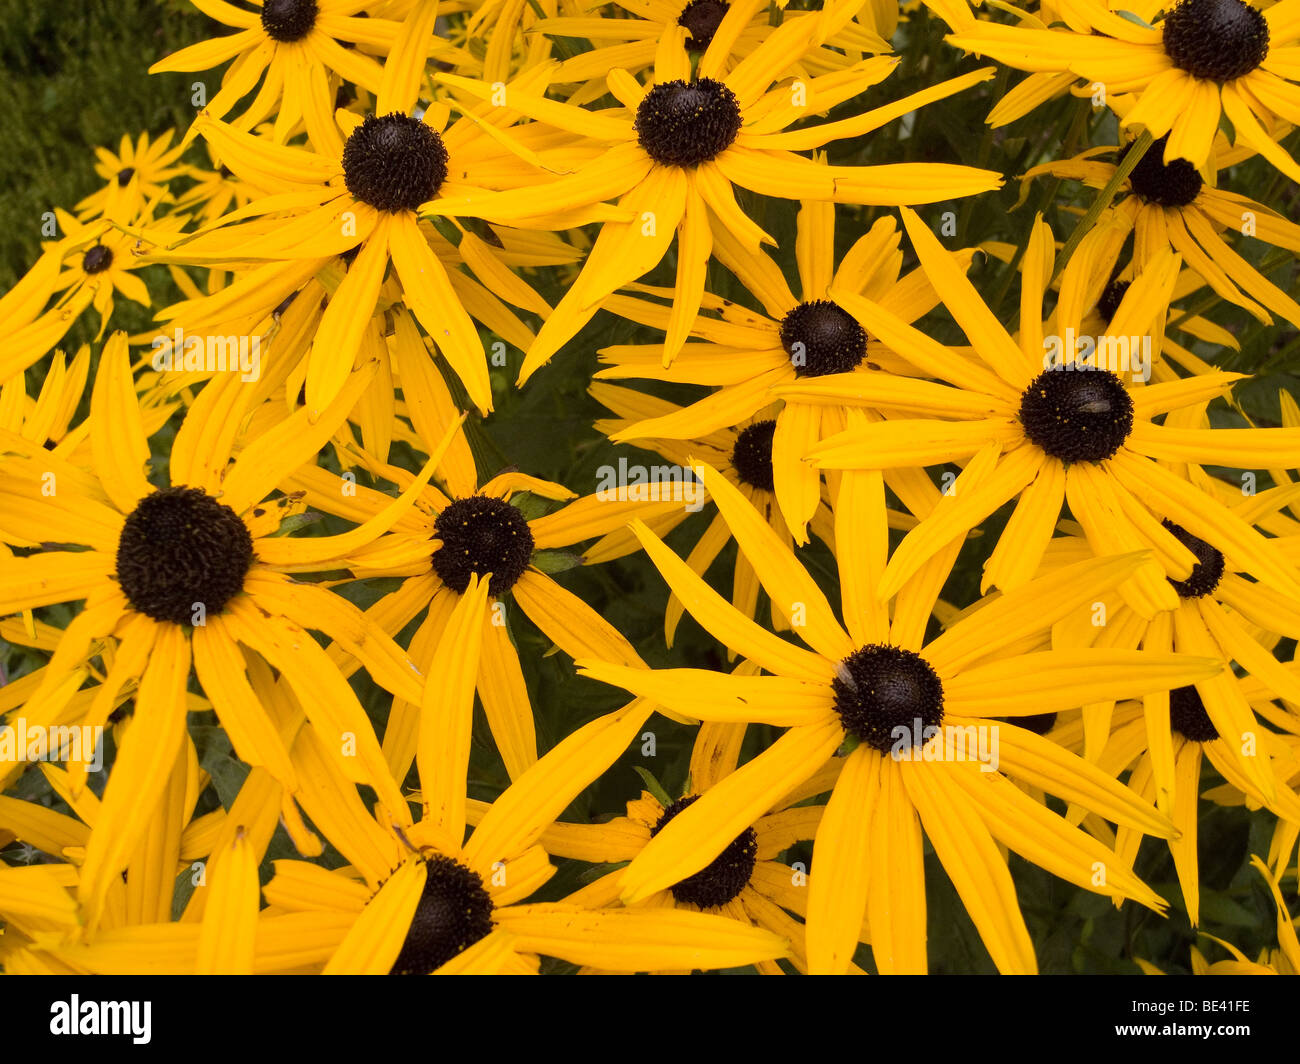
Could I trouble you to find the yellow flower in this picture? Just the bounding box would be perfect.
[576,461,1220,972]
[426,8,1001,374]
[943,0,1300,177]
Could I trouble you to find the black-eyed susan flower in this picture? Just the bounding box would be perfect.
[1054,694,1300,925]
[76,130,187,222]
[45,210,186,338]
[943,0,1300,177]
[595,208,956,540]
[1041,471,1300,808]
[588,378,917,643]
[426,8,1002,373]
[1022,130,1300,329]
[508,716,860,973]
[782,208,1300,614]
[540,0,895,104]
[0,335,442,924]
[149,0,470,153]
[576,461,1221,973]
[275,383,703,781]
[255,692,790,974]
[155,54,608,417]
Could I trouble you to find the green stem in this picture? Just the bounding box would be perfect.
[1049,128,1153,285]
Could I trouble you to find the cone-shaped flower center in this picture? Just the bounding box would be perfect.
[678,0,731,51]
[634,78,742,167]
[342,113,449,212]
[261,0,319,42]
[1169,685,1219,742]
[431,496,535,597]
[1122,134,1203,207]
[730,420,777,492]
[116,487,254,625]
[82,245,114,274]
[1019,367,1135,463]
[832,645,945,753]
[1163,0,1269,82]
[780,300,869,378]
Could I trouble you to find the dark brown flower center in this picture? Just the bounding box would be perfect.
[780,300,868,378]
[1019,367,1134,463]
[390,855,495,974]
[116,487,253,625]
[653,795,757,908]
[1162,0,1268,82]
[832,645,945,754]
[431,496,535,597]
[342,113,449,212]
[261,0,319,43]
[730,420,776,492]
[634,78,742,167]
[678,0,731,51]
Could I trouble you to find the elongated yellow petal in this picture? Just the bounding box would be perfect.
[903,757,1037,974]
[621,719,843,904]
[496,904,789,971]
[323,859,425,975]
[196,828,259,974]
[806,747,878,974]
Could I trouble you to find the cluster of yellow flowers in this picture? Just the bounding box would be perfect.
[1,0,1299,975]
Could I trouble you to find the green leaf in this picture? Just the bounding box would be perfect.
[632,766,674,808]
[531,549,584,575]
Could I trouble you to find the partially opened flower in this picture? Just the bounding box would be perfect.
[575,462,1220,973]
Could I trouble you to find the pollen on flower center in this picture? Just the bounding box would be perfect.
[1162,520,1226,598]
[832,645,945,754]
[342,113,449,213]
[780,300,869,378]
[730,420,776,492]
[390,855,495,974]
[261,0,319,43]
[82,245,114,274]
[678,0,731,51]
[1121,134,1203,208]
[431,495,535,597]
[1018,367,1135,464]
[634,78,742,168]
[116,486,254,626]
[1169,685,1219,743]
[1162,0,1269,82]
[653,795,757,908]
